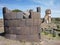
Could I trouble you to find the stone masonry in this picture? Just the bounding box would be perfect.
[3,7,41,42]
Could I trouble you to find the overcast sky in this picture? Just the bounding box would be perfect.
[0,0,60,18]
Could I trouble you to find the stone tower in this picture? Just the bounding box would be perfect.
[3,7,41,42]
[44,9,51,23]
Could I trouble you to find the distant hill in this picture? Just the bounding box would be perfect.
[51,18,60,24]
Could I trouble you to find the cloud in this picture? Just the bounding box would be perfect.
[0,4,5,8]
[31,0,60,17]
[32,0,54,7]
[0,0,60,18]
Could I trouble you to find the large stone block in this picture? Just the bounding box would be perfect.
[31,12,40,19]
[16,27,22,34]
[5,34,10,39]
[26,19,33,26]
[5,34,40,42]
[16,19,26,27]
[23,26,31,35]
[33,19,38,26]
[5,19,25,27]
[33,19,41,26]
[4,12,16,20]
[5,34,16,40]
[16,12,24,19]
[4,20,9,27]
[9,34,16,40]
[30,26,38,34]
[8,20,17,27]
[8,27,17,34]
[4,27,9,33]
[16,34,40,42]
[16,26,30,35]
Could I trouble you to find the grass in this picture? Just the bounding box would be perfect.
[54,35,60,40]
[41,32,53,39]
[41,32,60,40]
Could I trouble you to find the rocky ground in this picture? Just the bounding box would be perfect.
[0,36,41,45]
[40,33,60,45]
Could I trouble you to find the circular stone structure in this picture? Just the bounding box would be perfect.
[3,7,41,42]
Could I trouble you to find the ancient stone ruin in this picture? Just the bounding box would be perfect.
[2,6,57,42]
[44,9,51,23]
[3,7,41,42]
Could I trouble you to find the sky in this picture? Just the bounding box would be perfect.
[0,0,60,18]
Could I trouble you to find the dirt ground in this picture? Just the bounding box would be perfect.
[40,33,60,45]
[0,36,41,45]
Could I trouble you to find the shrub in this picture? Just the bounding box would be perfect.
[12,9,22,12]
